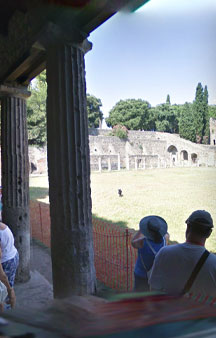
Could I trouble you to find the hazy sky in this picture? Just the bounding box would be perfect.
[85,0,216,124]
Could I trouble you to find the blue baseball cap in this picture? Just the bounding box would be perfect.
[186,210,214,228]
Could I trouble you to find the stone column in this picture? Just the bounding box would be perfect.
[117,154,120,171]
[0,85,31,282]
[126,156,130,170]
[46,42,96,298]
[98,157,102,172]
[108,157,111,171]
[135,157,137,170]
[170,154,173,167]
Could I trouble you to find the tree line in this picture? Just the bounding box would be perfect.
[27,71,103,146]
[27,71,216,146]
[106,84,216,144]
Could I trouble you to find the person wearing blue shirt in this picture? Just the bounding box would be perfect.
[131,215,169,292]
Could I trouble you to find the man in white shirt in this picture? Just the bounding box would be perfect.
[149,210,216,297]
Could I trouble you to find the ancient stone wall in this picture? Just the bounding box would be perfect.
[88,129,216,170]
[10,129,216,175]
[28,146,47,174]
[210,118,216,146]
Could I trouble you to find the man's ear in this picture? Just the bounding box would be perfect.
[206,229,212,238]
[185,223,190,236]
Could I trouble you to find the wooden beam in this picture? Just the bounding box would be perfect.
[20,61,46,85]
[5,48,46,83]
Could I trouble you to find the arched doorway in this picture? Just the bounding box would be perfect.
[191,153,198,164]
[180,150,188,166]
[167,145,178,167]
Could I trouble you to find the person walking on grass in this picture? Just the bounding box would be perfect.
[149,210,216,298]
[131,215,169,292]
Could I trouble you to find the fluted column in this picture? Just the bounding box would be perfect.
[46,42,96,298]
[0,85,31,282]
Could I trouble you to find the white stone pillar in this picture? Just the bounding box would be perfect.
[117,154,120,171]
[108,157,111,171]
[98,156,102,172]
[135,157,137,170]
[126,156,130,170]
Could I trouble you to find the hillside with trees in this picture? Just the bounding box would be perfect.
[106,83,215,144]
[27,73,216,146]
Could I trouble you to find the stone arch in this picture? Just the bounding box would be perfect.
[191,153,198,163]
[167,145,178,154]
[167,145,178,166]
[180,150,188,161]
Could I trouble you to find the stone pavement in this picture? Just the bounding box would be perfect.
[14,240,114,310]
[0,240,113,337]
[14,240,54,310]
[0,241,56,336]
[0,240,119,337]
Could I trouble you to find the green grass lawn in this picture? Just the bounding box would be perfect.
[29,167,216,252]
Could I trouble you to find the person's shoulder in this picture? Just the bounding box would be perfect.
[205,253,216,274]
[156,243,181,257]
[0,222,6,230]
[162,243,181,251]
[208,252,216,262]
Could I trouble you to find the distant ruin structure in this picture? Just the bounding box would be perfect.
[26,128,216,174]
[210,117,216,146]
[89,129,216,170]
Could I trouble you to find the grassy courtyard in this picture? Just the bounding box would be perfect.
[29,167,216,252]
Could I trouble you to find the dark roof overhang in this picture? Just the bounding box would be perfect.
[0,0,150,85]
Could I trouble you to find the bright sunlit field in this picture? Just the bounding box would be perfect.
[29,167,216,252]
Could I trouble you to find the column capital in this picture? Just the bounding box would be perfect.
[35,21,92,54]
[47,37,92,55]
[0,84,31,99]
[76,39,92,54]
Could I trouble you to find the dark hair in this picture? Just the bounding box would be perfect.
[187,218,212,237]
[148,224,163,243]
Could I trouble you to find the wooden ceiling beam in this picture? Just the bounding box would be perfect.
[5,48,46,84]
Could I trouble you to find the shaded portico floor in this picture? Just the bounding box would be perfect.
[14,240,53,310]
[14,239,116,311]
